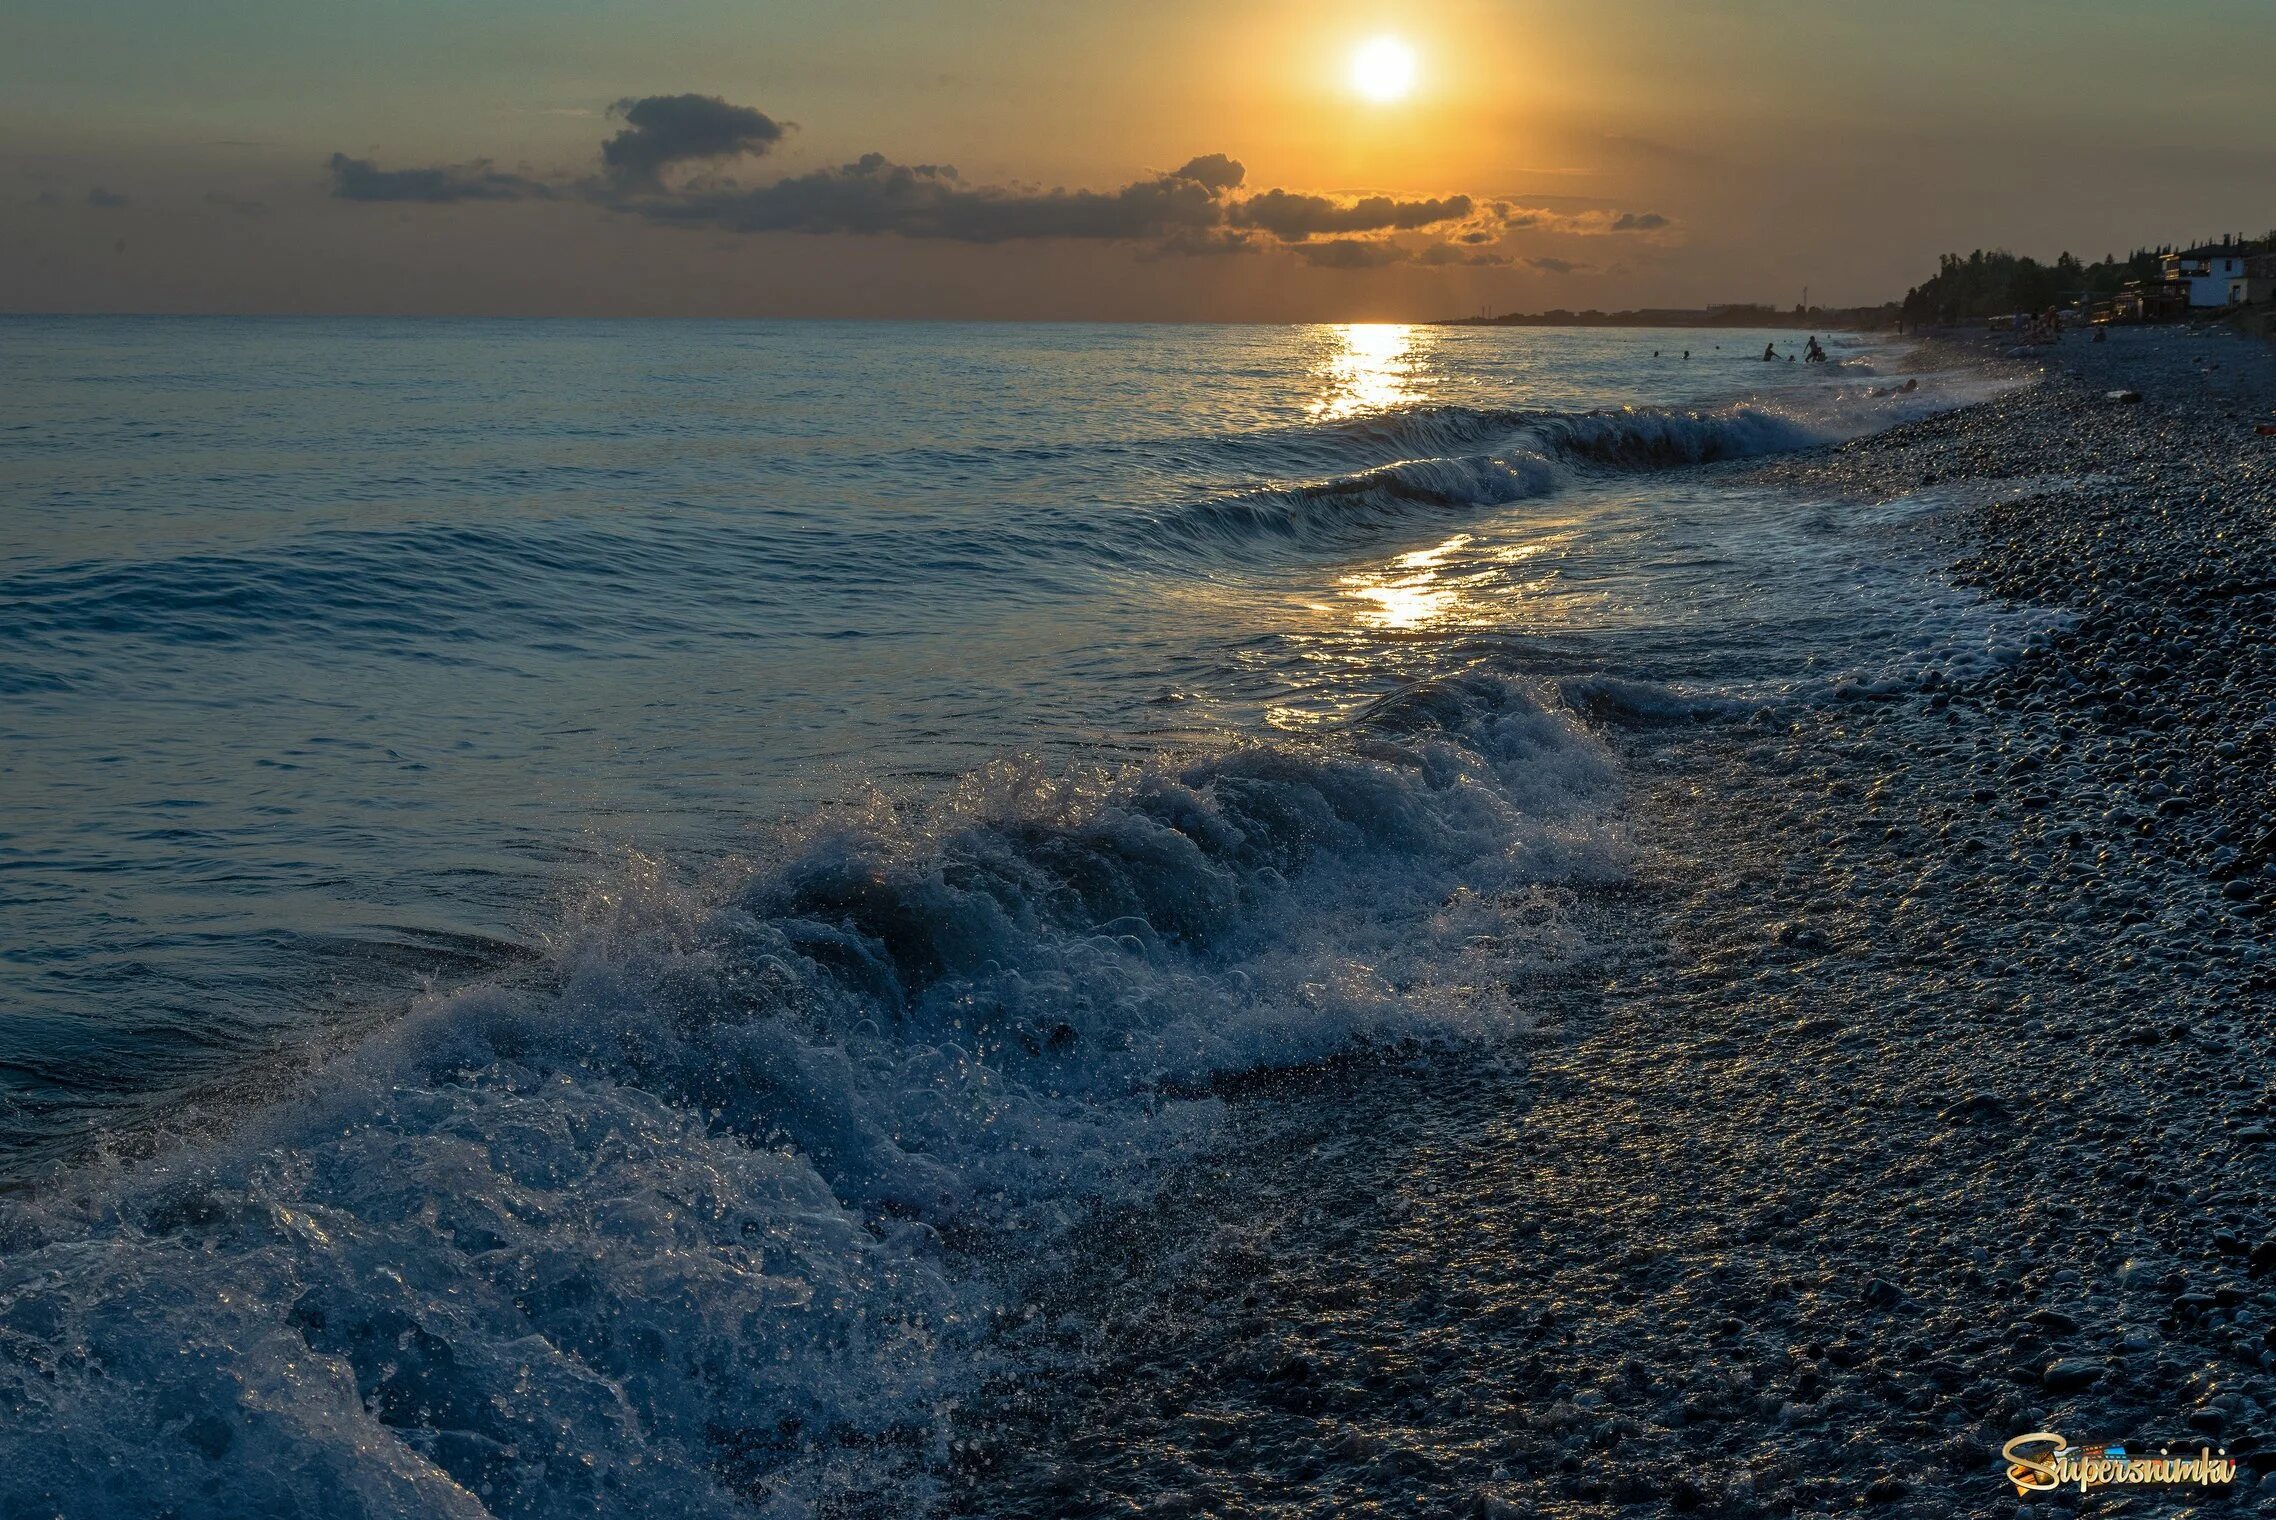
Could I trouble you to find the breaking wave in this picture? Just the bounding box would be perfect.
[0,672,1626,1519]
[1149,401,1830,554]
[0,394,1957,656]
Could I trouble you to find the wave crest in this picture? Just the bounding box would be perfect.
[0,672,1625,1518]
[1149,401,1829,555]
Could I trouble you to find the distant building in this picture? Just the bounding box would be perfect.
[2162,238,2252,307]
[2232,254,2276,307]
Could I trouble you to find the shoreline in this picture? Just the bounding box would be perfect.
[952,324,2276,1517]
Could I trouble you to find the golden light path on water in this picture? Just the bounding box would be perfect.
[1307,322,1424,420]
[1341,534,1474,628]
[1333,533,1561,630]
[1178,322,1615,733]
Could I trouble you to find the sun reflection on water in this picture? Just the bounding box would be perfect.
[1340,534,1472,628]
[1333,532,1567,632]
[1308,323,1426,420]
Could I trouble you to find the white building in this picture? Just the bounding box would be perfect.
[2162,241,2251,308]
[2231,255,2276,308]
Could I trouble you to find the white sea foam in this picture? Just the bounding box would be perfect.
[0,674,1626,1518]
[1147,375,2020,559]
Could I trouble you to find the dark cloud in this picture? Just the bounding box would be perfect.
[1494,203,1673,235]
[203,190,269,217]
[323,94,1520,268]
[1233,189,1473,241]
[87,187,130,209]
[328,153,550,203]
[1168,153,1244,193]
[631,151,1239,243]
[1526,256,1584,274]
[603,94,786,189]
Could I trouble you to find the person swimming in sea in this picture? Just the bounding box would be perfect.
[1804,335,1826,363]
[1762,343,1777,361]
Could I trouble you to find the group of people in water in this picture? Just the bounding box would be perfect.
[1649,335,1852,366]
[1644,335,1920,396]
[1760,336,1828,363]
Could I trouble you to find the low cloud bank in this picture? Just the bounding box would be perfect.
[1233,189,1475,240]
[1496,203,1671,235]
[633,152,1240,243]
[328,154,553,203]
[324,94,1674,267]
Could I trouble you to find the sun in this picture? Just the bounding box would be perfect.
[1349,35,1417,103]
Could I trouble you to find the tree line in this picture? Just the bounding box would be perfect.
[1898,236,2274,325]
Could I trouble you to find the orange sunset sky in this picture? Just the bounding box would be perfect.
[5,0,2271,319]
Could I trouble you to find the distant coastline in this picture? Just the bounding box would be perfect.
[1437,231,2273,336]
[1434,304,1903,331]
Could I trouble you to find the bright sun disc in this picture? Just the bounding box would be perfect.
[1349,36,1417,103]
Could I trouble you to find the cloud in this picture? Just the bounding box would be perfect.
[322,94,1538,269]
[602,94,787,189]
[203,190,269,216]
[1492,202,1674,235]
[328,153,550,202]
[630,151,1240,243]
[87,187,130,208]
[1233,189,1472,241]
[1168,153,1244,192]
[1525,256,1585,274]
[31,190,62,209]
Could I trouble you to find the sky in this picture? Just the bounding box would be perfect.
[4,0,2272,320]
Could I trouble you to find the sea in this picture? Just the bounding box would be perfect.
[0,317,2043,1515]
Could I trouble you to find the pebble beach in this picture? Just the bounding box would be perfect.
[952,324,2276,1519]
